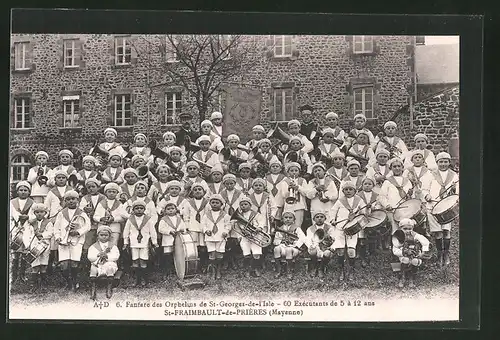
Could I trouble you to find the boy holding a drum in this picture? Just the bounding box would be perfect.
[330,181,365,284]
[424,152,459,267]
[23,203,53,292]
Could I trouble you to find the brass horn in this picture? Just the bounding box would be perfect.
[312,228,334,251]
[267,123,291,145]
[230,209,272,248]
[137,165,149,179]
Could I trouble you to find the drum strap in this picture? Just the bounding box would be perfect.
[267,174,285,196]
[206,210,225,234]
[130,215,151,232]
[387,176,409,199]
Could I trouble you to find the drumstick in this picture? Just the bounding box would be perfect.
[439,180,459,199]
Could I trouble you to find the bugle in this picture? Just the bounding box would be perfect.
[59,215,86,246]
[285,175,300,205]
[36,163,49,186]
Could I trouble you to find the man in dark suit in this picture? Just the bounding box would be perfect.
[175,112,200,147]
[299,104,318,140]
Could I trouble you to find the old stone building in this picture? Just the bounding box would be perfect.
[10,34,458,184]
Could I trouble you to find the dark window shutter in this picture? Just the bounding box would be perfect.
[373,36,380,54]
[26,42,34,71]
[291,36,299,59]
[78,95,84,126]
[265,35,274,58]
[130,37,138,65]
[10,44,15,71]
[75,39,85,68]
[106,94,114,126]
[57,39,64,70]
[109,37,116,66]
[131,93,137,126]
[57,106,64,127]
[11,97,15,128]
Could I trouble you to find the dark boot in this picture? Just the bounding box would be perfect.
[207,259,216,279]
[318,261,325,279]
[243,256,251,278]
[18,259,27,282]
[163,254,173,280]
[134,268,141,287]
[142,268,149,287]
[359,244,367,268]
[435,238,443,267]
[253,258,261,277]
[63,270,72,290]
[11,256,19,283]
[215,259,222,280]
[30,273,40,293]
[347,258,356,282]
[337,256,345,282]
[408,266,417,288]
[274,260,282,278]
[36,274,43,292]
[287,260,294,280]
[90,277,97,300]
[398,264,406,288]
[70,267,80,292]
[309,257,317,277]
[106,277,114,298]
[198,247,208,274]
[443,239,451,266]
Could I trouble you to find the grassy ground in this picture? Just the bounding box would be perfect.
[10,225,459,307]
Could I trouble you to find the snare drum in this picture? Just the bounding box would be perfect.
[393,199,426,227]
[25,239,49,265]
[363,210,389,236]
[174,233,199,280]
[10,226,25,252]
[343,215,369,236]
[432,194,459,225]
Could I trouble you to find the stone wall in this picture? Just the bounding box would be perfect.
[10,34,415,167]
[393,85,459,160]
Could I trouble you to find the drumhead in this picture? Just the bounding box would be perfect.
[432,195,459,214]
[364,210,388,228]
[394,199,421,222]
[174,233,190,279]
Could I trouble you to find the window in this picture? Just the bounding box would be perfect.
[63,95,80,127]
[115,37,131,65]
[416,36,425,45]
[353,86,374,118]
[166,36,179,62]
[219,35,231,60]
[11,155,31,183]
[63,40,78,68]
[273,87,294,121]
[165,92,182,125]
[353,36,374,54]
[114,94,132,126]
[13,98,31,129]
[14,42,29,70]
[273,35,292,57]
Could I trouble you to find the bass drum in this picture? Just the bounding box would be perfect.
[174,233,199,280]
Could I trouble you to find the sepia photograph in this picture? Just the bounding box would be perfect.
[9,26,462,322]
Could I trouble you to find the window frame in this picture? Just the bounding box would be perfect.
[353,36,374,54]
[273,35,293,58]
[219,34,232,60]
[114,36,132,66]
[13,97,31,129]
[272,87,294,121]
[14,42,30,71]
[353,86,375,118]
[114,94,132,127]
[165,92,182,125]
[166,36,179,63]
[11,154,31,183]
[62,95,81,128]
[63,39,79,68]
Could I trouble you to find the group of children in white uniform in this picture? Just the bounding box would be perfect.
[9,108,459,299]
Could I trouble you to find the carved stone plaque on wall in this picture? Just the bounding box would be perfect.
[222,86,262,144]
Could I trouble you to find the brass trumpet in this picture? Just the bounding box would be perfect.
[36,163,48,186]
[59,215,85,246]
[285,175,300,205]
